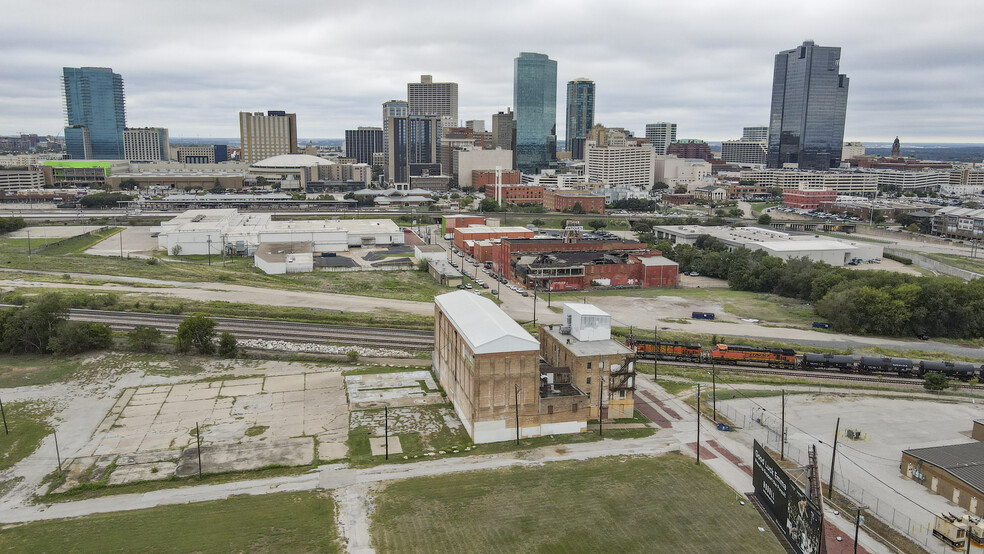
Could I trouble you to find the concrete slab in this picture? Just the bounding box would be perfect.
[369,436,403,456]
[174,437,315,477]
[219,384,263,397]
[305,372,343,390]
[318,441,349,461]
[108,462,177,485]
[158,399,216,415]
[264,374,306,393]
[345,370,443,409]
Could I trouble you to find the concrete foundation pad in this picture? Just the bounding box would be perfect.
[369,436,403,456]
[264,374,306,393]
[305,372,343,390]
[219,384,263,397]
[108,462,177,485]
[318,441,349,461]
[174,437,315,477]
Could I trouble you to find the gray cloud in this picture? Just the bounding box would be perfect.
[1,0,981,142]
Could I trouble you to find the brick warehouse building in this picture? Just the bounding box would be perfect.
[473,235,678,291]
[483,183,544,205]
[473,169,522,188]
[542,189,606,214]
[782,187,837,209]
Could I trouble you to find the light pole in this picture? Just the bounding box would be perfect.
[853,505,867,554]
[514,384,521,445]
[206,236,212,266]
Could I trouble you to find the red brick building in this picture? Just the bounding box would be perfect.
[782,188,837,209]
[483,183,544,205]
[442,215,486,234]
[473,169,522,188]
[452,225,535,253]
[661,193,694,205]
[542,190,605,214]
[666,139,713,161]
[476,236,678,291]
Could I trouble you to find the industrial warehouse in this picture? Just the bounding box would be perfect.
[432,291,636,444]
[651,224,883,266]
[157,208,403,262]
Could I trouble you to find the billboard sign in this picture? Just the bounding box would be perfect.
[752,440,823,554]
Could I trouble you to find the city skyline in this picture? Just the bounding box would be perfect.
[1,0,982,142]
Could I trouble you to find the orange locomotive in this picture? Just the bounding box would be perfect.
[625,338,702,363]
[708,344,796,369]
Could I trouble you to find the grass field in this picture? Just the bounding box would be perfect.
[751,202,779,215]
[921,252,984,275]
[369,454,783,553]
[0,491,342,553]
[0,228,452,302]
[552,287,818,327]
[0,401,53,471]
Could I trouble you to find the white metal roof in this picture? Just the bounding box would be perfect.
[435,291,539,355]
[564,303,610,317]
[250,154,331,168]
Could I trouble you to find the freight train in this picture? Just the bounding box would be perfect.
[625,338,983,380]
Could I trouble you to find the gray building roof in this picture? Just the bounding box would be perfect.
[903,442,984,495]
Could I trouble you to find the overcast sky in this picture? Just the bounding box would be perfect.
[2,0,982,143]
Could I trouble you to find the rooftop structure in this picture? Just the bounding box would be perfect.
[902,441,984,516]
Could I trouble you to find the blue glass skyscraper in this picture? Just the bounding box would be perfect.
[766,41,849,171]
[62,67,126,159]
[514,52,557,174]
[565,78,594,159]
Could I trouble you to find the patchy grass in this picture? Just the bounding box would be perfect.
[370,454,783,553]
[0,401,54,472]
[921,252,984,275]
[244,425,269,437]
[0,355,81,388]
[0,491,342,553]
[751,202,779,215]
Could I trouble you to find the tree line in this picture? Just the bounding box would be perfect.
[655,237,984,338]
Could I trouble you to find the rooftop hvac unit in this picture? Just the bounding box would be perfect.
[560,326,571,335]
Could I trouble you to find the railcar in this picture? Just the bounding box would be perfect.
[800,353,857,372]
[919,361,978,380]
[626,338,702,363]
[709,344,796,369]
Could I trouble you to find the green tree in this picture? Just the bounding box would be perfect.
[531,218,546,227]
[460,197,474,207]
[757,213,772,225]
[587,219,607,231]
[571,202,586,214]
[923,372,949,392]
[673,185,688,194]
[119,178,140,190]
[0,294,69,354]
[654,182,669,190]
[128,325,162,352]
[175,314,217,354]
[80,192,135,209]
[450,192,460,199]
[479,198,500,212]
[0,216,27,234]
[49,321,113,355]
[218,331,238,358]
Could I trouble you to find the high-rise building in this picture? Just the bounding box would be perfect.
[492,109,515,151]
[721,140,767,165]
[565,78,595,157]
[584,140,655,188]
[514,52,557,174]
[645,122,676,156]
[123,127,170,162]
[385,113,441,183]
[344,127,383,165]
[382,100,409,181]
[742,126,769,142]
[767,40,850,171]
[666,139,712,161]
[408,75,458,128]
[62,67,126,160]
[238,111,298,164]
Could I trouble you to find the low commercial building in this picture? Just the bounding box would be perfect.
[427,259,463,287]
[817,199,936,221]
[106,170,245,191]
[453,224,534,254]
[652,225,882,266]
[442,215,486,234]
[693,185,727,202]
[473,169,521,189]
[655,155,712,187]
[932,206,984,240]
[433,291,588,443]
[254,242,314,275]
[0,168,44,192]
[539,304,636,419]
[127,193,354,211]
[782,187,837,209]
[42,160,129,187]
[249,154,332,191]
[542,189,606,213]
[902,442,984,516]
[484,183,543,205]
[742,169,878,197]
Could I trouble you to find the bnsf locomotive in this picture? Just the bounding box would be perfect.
[626,337,983,380]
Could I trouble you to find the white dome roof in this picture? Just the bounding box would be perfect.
[251,154,332,168]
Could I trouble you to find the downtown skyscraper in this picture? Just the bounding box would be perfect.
[408,75,458,128]
[645,122,676,156]
[766,40,850,171]
[565,78,595,159]
[513,52,557,174]
[62,67,126,160]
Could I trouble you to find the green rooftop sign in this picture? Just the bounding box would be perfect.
[43,160,114,176]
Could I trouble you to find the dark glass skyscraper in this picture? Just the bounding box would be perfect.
[345,127,383,165]
[766,41,849,171]
[62,67,126,159]
[513,52,557,174]
[565,78,595,158]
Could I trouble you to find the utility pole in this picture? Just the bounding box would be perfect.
[712,356,717,422]
[853,505,866,554]
[532,285,537,325]
[781,390,786,461]
[696,384,701,466]
[384,406,389,460]
[598,377,604,437]
[828,417,840,499]
[119,228,124,259]
[54,430,62,474]
[206,237,212,266]
[196,422,203,479]
[0,394,7,434]
[514,384,520,445]
[26,230,31,259]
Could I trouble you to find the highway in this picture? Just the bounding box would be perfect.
[66,308,434,350]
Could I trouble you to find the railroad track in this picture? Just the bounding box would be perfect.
[68,309,434,350]
[639,358,984,391]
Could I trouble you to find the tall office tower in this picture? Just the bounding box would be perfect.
[513,52,557,174]
[123,127,170,161]
[408,75,458,128]
[344,127,383,165]
[385,114,441,183]
[465,120,485,133]
[645,122,677,156]
[742,126,769,142]
[62,67,126,160]
[492,109,515,150]
[565,78,595,158]
[382,100,409,181]
[238,110,298,164]
[766,40,849,170]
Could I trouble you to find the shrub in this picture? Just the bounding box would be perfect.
[175,314,216,355]
[48,321,113,355]
[346,349,359,363]
[883,252,913,265]
[218,331,237,358]
[128,325,162,352]
[923,372,949,392]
